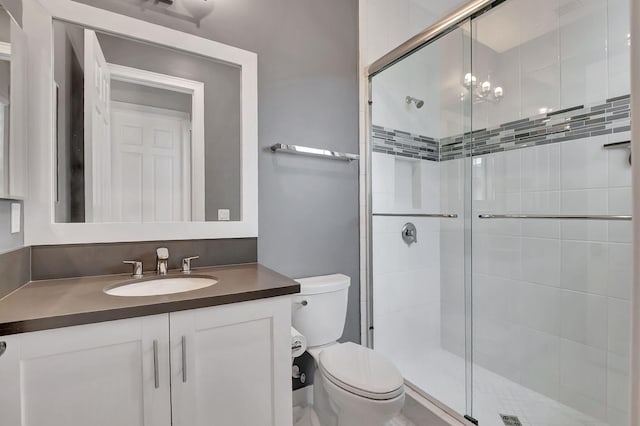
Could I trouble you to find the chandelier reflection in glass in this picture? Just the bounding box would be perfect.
[461,73,504,104]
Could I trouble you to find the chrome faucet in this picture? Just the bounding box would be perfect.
[156,247,169,275]
[181,256,200,274]
[123,260,143,278]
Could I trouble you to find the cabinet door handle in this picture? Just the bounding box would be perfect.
[153,339,159,389]
[181,335,187,383]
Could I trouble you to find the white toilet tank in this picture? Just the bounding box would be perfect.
[292,274,350,347]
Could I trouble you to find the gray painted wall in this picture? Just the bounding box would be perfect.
[0,8,10,41]
[0,0,21,27]
[74,0,361,342]
[0,61,8,99]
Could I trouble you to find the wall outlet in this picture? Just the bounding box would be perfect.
[11,203,20,234]
[218,209,230,221]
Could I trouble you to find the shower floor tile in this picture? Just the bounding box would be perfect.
[398,348,608,426]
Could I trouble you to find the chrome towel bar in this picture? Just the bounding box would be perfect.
[269,143,359,162]
[478,214,631,221]
[373,213,458,218]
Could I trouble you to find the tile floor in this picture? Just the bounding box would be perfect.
[294,405,418,426]
[389,414,417,426]
[400,348,609,426]
[294,347,609,426]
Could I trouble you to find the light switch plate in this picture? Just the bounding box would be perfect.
[11,203,20,234]
[218,209,230,221]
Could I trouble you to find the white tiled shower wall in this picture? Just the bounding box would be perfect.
[446,2,632,422]
[359,0,470,343]
[471,0,631,129]
[369,0,632,138]
[358,0,467,342]
[364,0,631,423]
[440,132,633,423]
[372,153,443,365]
[365,0,468,66]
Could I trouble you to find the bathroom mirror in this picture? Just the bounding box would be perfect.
[25,0,257,244]
[0,2,27,199]
[53,20,241,224]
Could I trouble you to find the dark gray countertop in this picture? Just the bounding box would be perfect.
[0,263,299,335]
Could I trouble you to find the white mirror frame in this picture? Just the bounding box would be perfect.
[23,0,258,245]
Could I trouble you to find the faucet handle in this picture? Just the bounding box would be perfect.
[156,247,169,260]
[181,256,199,273]
[123,260,143,278]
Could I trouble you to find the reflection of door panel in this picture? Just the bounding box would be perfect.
[111,103,190,222]
[84,29,111,222]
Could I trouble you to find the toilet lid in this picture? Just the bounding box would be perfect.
[319,342,404,400]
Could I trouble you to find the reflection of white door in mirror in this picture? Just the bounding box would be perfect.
[111,103,192,223]
[84,29,111,223]
[107,64,206,222]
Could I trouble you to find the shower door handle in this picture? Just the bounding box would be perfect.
[373,213,458,218]
[478,214,632,221]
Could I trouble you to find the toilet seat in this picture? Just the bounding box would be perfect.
[318,342,404,401]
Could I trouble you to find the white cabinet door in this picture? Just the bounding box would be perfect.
[0,315,171,426]
[170,296,293,426]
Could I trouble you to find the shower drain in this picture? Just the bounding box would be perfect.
[500,414,523,426]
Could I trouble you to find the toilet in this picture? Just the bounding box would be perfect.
[292,274,405,426]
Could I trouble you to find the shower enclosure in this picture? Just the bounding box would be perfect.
[367,0,632,425]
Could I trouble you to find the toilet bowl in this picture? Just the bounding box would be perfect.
[292,274,405,426]
[311,342,405,426]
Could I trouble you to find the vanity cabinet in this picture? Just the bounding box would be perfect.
[0,314,172,426]
[0,297,292,426]
[170,297,292,426]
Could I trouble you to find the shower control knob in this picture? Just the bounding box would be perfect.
[401,222,417,245]
[0,341,6,357]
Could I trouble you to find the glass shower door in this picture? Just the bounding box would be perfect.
[369,20,473,416]
[470,0,632,424]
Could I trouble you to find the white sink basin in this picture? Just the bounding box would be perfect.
[105,275,218,297]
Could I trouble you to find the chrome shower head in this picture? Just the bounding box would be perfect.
[406,96,424,109]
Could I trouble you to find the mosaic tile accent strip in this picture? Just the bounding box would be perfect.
[439,94,631,161]
[372,125,439,161]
